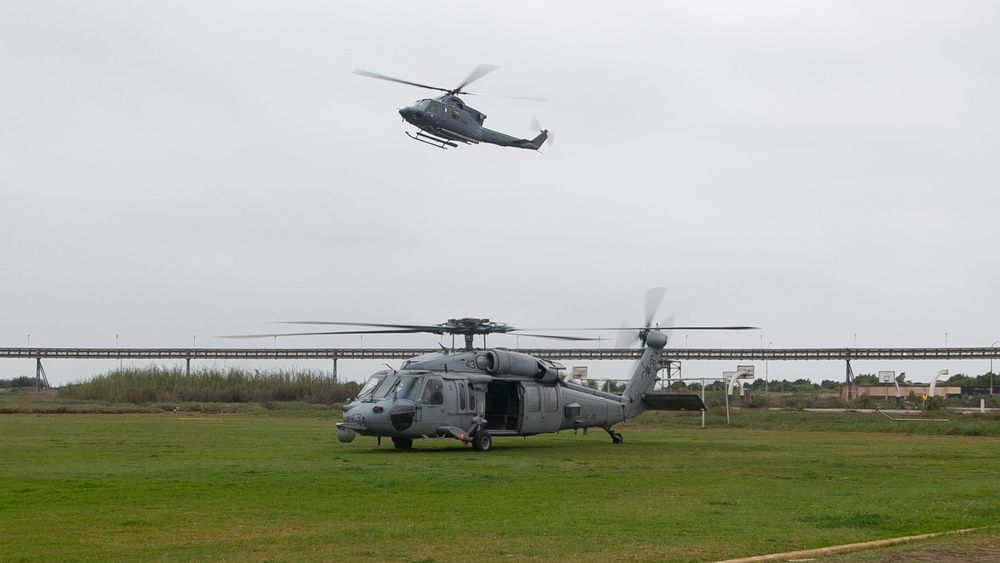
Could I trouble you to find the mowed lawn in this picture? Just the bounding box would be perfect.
[2,408,999,562]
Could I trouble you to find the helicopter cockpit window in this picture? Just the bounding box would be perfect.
[357,375,384,400]
[392,376,421,401]
[415,100,431,110]
[421,378,444,405]
[372,376,399,399]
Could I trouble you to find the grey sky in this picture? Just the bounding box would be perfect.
[3,2,1000,386]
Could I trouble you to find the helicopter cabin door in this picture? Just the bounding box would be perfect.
[412,376,447,435]
[519,382,561,435]
[449,379,476,431]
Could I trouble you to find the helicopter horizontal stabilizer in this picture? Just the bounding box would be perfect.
[642,393,707,412]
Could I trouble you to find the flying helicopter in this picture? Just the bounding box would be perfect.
[353,64,552,150]
[230,292,756,452]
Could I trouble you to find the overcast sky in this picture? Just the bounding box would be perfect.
[3,1,1000,386]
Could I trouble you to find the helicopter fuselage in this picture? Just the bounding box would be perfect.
[337,331,679,451]
[398,96,548,150]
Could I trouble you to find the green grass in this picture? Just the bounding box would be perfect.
[2,401,999,562]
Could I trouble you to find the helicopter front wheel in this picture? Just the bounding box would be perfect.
[392,437,413,450]
[472,430,492,452]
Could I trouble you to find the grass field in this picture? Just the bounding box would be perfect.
[2,397,999,562]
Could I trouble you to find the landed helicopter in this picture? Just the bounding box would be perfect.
[235,293,755,452]
[353,64,551,150]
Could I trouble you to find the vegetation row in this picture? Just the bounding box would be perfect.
[54,366,360,405]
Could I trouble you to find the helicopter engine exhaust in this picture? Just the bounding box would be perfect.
[477,350,563,384]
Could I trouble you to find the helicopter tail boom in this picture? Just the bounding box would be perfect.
[621,330,668,419]
[480,127,549,150]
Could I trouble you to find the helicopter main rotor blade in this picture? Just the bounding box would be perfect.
[453,64,499,94]
[524,325,758,332]
[352,69,450,94]
[279,320,448,331]
[511,332,601,342]
[219,328,430,339]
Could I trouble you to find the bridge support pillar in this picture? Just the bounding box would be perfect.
[844,359,856,400]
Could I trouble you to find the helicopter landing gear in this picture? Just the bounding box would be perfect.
[471,430,492,452]
[392,437,413,450]
[406,130,458,149]
[605,427,623,444]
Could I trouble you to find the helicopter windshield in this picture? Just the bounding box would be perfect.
[356,374,385,400]
[414,99,431,109]
[372,375,399,398]
[391,376,421,401]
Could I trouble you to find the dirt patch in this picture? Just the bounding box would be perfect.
[714,529,1000,563]
[821,532,1000,562]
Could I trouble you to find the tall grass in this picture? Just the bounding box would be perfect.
[58,365,359,405]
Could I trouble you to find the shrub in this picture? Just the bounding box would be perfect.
[58,366,360,406]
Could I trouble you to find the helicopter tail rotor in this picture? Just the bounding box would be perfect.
[616,287,668,348]
[530,116,554,148]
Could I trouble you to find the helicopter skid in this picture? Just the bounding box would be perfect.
[406,130,458,149]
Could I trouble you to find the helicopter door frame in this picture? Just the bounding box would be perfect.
[484,381,520,432]
[451,379,475,431]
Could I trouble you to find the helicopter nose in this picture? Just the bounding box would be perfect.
[399,107,424,123]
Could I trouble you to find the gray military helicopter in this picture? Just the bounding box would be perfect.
[250,292,754,452]
[353,64,551,150]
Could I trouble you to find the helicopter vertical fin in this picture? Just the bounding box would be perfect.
[527,130,548,149]
[621,330,668,420]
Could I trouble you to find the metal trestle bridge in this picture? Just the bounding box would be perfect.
[3,347,998,362]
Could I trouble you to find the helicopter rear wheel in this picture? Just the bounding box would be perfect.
[611,432,623,444]
[392,437,413,450]
[471,430,492,452]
